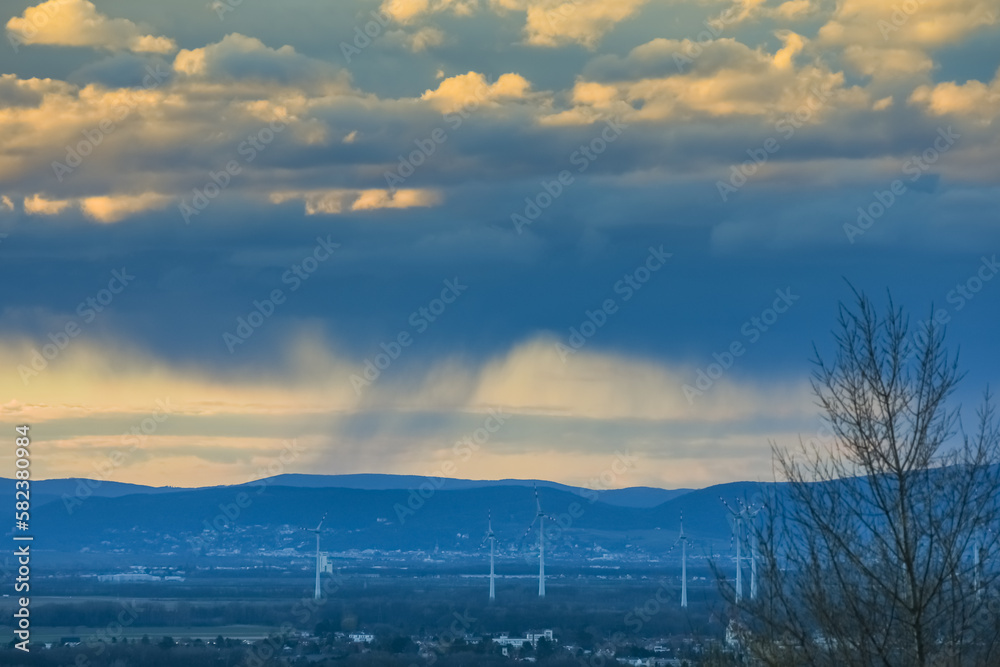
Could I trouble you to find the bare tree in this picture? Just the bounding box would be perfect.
[725,291,1000,667]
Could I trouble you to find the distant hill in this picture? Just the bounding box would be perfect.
[0,477,184,510]
[0,473,691,510]
[240,473,692,508]
[5,474,767,559]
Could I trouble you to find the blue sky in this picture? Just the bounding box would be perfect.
[0,0,998,488]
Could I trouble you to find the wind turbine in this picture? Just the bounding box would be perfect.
[722,498,761,602]
[308,513,327,600]
[522,486,551,597]
[974,531,991,603]
[483,510,497,601]
[674,512,691,608]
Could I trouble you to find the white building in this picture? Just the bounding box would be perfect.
[97,573,161,583]
[349,632,374,644]
[492,630,554,649]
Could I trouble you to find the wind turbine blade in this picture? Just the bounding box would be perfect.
[521,516,539,541]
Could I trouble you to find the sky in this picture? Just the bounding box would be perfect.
[0,0,998,490]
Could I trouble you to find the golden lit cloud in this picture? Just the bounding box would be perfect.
[269,188,443,214]
[543,37,866,125]
[818,0,997,78]
[23,193,72,216]
[380,0,477,23]
[0,332,815,486]
[519,0,649,48]
[23,192,170,222]
[6,0,177,54]
[420,71,533,112]
[80,192,172,222]
[910,68,1000,123]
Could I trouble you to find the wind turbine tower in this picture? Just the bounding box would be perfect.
[975,536,985,602]
[484,510,497,601]
[523,486,551,597]
[308,513,327,600]
[722,498,761,603]
[675,512,691,608]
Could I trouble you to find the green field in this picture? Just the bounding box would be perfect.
[26,625,280,643]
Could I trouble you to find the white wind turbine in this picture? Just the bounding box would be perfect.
[522,486,552,597]
[483,510,498,601]
[675,512,691,608]
[308,513,327,600]
[722,498,761,603]
[974,530,992,603]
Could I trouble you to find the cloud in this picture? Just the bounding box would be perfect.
[910,68,1000,123]
[23,192,170,222]
[79,192,172,222]
[385,26,445,51]
[269,188,443,214]
[817,0,997,78]
[380,0,477,23]
[173,33,345,85]
[543,35,867,124]
[516,0,650,48]
[716,0,819,25]
[380,0,648,48]
[0,74,74,107]
[23,193,73,215]
[6,0,177,54]
[0,331,815,487]
[420,71,533,112]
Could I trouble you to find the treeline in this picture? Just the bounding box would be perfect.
[0,643,710,667]
[1,580,724,640]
